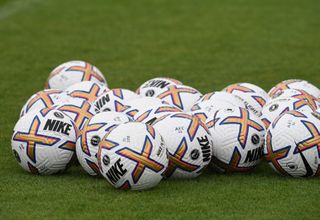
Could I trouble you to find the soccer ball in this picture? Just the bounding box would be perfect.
[260,97,316,129]
[156,85,202,111]
[190,91,246,123]
[136,77,183,97]
[269,89,320,109]
[123,97,168,118]
[268,79,320,98]
[209,107,265,173]
[152,112,213,178]
[20,89,67,117]
[76,111,132,176]
[97,122,168,190]
[91,88,140,114]
[65,81,108,104]
[53,98,95,130]
[45,60,107,90]
[264,110,320,177]
[12,108,77,175]
[222,82,269,116]
[134,103,182,124]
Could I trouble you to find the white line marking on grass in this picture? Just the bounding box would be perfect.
[0,0,41,21]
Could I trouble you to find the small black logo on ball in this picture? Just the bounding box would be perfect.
[145,90,155,97]
[91,136,101,146]
[269,104,278,112]
[103,155,110,166]
[286,162,297,170]
[54,112,64,119]
[190,149,200,160]
[251,134,260,145]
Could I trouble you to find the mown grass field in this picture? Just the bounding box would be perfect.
[0,0,320,219]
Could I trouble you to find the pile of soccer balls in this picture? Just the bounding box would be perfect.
[11,60,320,190]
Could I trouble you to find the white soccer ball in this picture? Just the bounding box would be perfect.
[20,89,67,117]
[190,91,246,123]
[260,97,316,129]
[136,77,183,97]
[156,85,202,111]
[76,112,132,176]
[65,81,108,104]
[134,103,182,124]
[45,60,107,90]
[53,99,95,130]
[91,88,140,114]
[268,79,320,99]
[269,89,320,109]
[264,110,320,177]
[222,82,269,116]
[12,108,77,175]
[209,107,265,173]
[152,112,213,178]
[98,122,168,190]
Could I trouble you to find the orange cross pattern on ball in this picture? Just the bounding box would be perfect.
[294,121,320,154]
[193,112,208,124]
[286,110,307,118]
[252,96,266,107]
[220,108,264,149]
[13,117,59,163]
[292,90,318,110]
[269,79,301,96]
[100,138,119,150]
[164,137,200,177]
[265,131,291,176]
[125,109,139,118]
[206,117,220,129]
[146,124,156,139]
[135,110,152,122]
[13,117,58,163]
[80,121,106,156]
[112,89,124,99]
[155,106,181,114]
[261,118,271,129]
[116,136,164,184]
[157,85,197,109]
[97,137,119,170]
[57,102,93,129]
[67,63,105,83]
[171,113,204,141]
[70,84,102,103]
[225,84,254,93]
[26,90,61,111]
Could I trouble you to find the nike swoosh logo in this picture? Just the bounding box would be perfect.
[296,145,313,177]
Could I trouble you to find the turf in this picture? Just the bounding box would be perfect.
[0,0,320,219]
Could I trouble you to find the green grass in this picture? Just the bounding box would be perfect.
[1,0,320,219]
